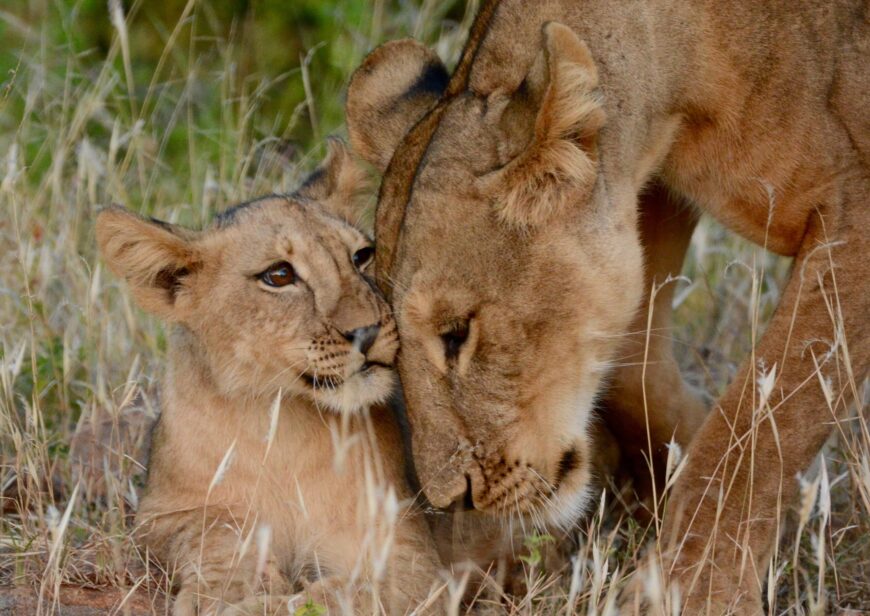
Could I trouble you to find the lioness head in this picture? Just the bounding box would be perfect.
[97,141,398,413]
[346,25,643,525]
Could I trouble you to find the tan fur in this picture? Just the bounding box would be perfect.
[346,1,869,612]
[96,143,440,614]
[480,26,605,227]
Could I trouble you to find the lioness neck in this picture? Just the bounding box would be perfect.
[470,0,702,170]
[472,0,850,252]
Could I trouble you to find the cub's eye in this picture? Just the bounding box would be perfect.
[258,261,295,288]
[352,246,374,270]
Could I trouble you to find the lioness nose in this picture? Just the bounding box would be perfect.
[344,324,380,355]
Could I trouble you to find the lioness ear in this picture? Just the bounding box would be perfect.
[96,206,200,322]
[479,23,605,227]
[346,39,448,172]
[296,138,373,232]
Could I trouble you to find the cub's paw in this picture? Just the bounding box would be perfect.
[172,582,295,616]
[292,578,353,615]
[222,594,299,616]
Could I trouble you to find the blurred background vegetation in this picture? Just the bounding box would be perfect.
[0,0,472,224]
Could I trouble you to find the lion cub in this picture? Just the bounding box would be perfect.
[96,141,440,615]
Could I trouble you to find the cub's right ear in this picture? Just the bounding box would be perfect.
[346,39,448,172]
[96,206,200,322]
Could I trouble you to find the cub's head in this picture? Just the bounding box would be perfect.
[346,25,643,525]
[97,140,398,413]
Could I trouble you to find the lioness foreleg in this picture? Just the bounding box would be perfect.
[602,183,707,506]
[660,196,869,614]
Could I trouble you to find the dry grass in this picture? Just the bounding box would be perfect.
[0,1,867,615]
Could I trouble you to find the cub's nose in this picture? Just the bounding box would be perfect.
[343,324,380,355]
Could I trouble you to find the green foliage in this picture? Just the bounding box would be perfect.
[520,532,555,568]
[0,0,466,186]
[295,599,326,616]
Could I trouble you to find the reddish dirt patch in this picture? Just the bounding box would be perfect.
[0,584,165,615]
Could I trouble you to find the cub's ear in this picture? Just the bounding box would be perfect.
[296,138,373,232]
[346,39,448,172]
[479,23,605,227]
[96,206,200,322]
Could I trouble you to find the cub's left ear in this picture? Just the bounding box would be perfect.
[478,23,605,227]
[296,138,373,232]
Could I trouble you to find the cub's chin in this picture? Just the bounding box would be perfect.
[310,365,398,414]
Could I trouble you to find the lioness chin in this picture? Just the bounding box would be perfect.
[96,140,440,615]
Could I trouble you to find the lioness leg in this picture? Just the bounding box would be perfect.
[602,183,707,500]
[660,195,869,614]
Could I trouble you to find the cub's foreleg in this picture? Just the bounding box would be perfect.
[138,507,291,616]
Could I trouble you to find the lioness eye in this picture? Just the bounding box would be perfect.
[441,319,470,361]
[258,261,295,287]
[352,246,374,270]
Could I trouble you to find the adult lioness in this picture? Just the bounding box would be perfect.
[344,0,868,612]
[97,141,440,614]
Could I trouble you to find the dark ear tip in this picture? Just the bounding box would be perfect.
[348,38,445,101]
[346,38,447,172]
[412,59,449,99]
